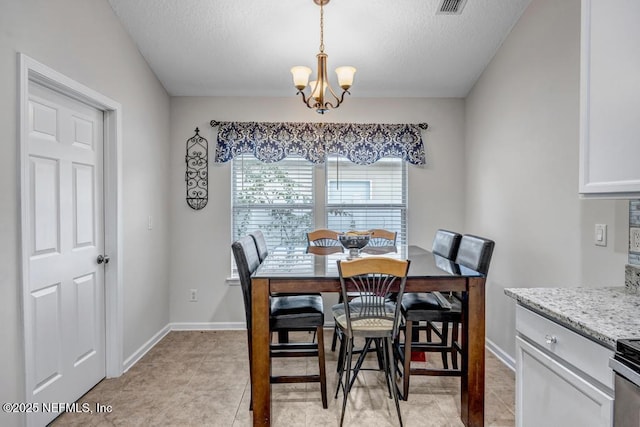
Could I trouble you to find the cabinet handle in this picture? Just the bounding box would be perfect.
[545,334,557,345]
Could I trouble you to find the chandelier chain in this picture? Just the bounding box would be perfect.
[319,1,324,53]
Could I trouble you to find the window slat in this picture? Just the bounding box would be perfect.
[326,156,407,244]
[232,154,315,253]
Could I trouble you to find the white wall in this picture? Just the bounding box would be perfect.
[0,1,171,425]
[169,97,466,324]
[465,0,628,358]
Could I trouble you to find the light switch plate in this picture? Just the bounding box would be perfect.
[595,224,607,247]
[631,227,640,253]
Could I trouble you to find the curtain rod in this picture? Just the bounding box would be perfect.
[210,120,428,130]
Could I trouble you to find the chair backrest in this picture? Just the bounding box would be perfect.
[307,245,344,255]
[367,229,397,247]
[307,229,341,247]
[432,229,462,260]
[337,257,410,337]
[231,235,262,329]
[250,230,269,263]
[454,234,495,275]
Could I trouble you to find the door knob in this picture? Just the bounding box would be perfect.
[97,255,110,265]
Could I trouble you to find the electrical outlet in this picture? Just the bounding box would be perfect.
[189,289,198,302]
[631,228,640,253]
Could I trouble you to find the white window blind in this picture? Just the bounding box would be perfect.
[230,154,408,276]
[232,154,314,252]
[325,156,407,244]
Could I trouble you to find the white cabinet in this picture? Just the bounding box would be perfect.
[579,0,640,197]
[515,306,614,427]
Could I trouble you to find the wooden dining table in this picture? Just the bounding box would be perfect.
[250,245,487,426]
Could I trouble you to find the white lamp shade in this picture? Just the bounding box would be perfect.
[291,66,312,89]
[309,80,327,99]
[335,66,356,89]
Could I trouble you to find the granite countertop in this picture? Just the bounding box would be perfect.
[505,286,640,349]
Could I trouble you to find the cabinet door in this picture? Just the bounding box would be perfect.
[579,0,640,196]
[516,336,613,427]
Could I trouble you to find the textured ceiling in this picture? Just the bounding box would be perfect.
[107,0,531,98]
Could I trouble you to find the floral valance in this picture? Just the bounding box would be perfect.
[210,120,427,165]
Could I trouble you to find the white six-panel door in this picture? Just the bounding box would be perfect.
[25,81,106,426]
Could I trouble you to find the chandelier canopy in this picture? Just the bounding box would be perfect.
[290,0,356,114]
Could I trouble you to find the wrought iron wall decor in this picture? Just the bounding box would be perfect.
[210,120,428,165]
[185,127,208,210]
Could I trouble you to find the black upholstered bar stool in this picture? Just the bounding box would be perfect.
[400,233,494,400]
[232,235,328,409]
[249,230,269,263]
[400,229,461,345]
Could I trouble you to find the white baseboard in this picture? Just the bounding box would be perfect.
[486,337,515,371]
[122,324,171,373]
[170,322,246,331]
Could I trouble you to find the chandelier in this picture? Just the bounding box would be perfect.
[290,0,356,114]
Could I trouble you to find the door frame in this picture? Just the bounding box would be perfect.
[18,53,124,397]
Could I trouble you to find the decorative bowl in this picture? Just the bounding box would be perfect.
[339,233,371,253]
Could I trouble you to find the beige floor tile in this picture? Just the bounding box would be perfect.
[51,330,515,427]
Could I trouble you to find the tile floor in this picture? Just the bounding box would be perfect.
[52,330,515,426]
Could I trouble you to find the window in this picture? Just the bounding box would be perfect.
[327,180,372,202]
[232,154,314,252]
[325,156,407,244]
[231,154,408,275]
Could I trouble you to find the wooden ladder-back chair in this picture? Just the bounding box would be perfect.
[367,228,398,247]
[333,257,410,427]
[232,235,328,409]
[307,228,342,247]
[330,228,397,363]
[308,228,353,358]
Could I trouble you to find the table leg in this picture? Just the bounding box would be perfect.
[252,277,271,426]
[461,277,486,427]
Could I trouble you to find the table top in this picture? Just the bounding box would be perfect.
[253,244,484,280]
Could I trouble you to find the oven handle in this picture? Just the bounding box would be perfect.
[609,357,640,388]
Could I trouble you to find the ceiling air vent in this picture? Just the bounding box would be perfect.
[437,0,467,15]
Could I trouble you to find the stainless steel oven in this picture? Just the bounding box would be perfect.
[609,339,640,427]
